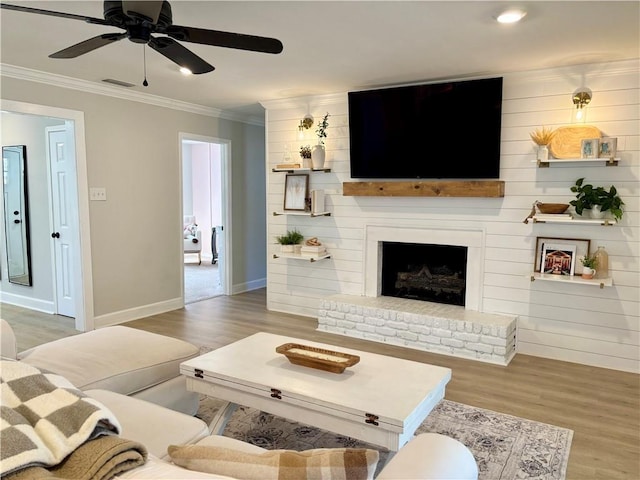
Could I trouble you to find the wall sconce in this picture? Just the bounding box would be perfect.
[298,114,314,140]
[572,87,592,122]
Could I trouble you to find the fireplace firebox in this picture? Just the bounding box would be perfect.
[381,242,467,306]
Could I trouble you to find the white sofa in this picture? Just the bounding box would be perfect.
[0,319,200,415]
[87,389,479,480]
[0,320,478,479]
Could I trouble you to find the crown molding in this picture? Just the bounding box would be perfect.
[260,92,347,111]
[0,64,264,126]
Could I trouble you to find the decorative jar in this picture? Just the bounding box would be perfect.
[593,246,609,279]
[311,145,326,169]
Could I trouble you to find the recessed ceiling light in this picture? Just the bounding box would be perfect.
[496,9,527,24]
[179,67,192,76]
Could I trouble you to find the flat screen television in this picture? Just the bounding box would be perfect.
[348,77,503,179]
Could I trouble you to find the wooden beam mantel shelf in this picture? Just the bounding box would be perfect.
[342,180,505,198]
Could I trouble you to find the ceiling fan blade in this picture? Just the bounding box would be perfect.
[165,25,283,54]
[0,2,110,26]
[122,0,163,24]
[49,33,127,59]
[148,36,214,74]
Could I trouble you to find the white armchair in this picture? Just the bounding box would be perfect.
[183,215,202,265]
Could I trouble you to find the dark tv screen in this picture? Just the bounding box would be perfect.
[348,77,503,179]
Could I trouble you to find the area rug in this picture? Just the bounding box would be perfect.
[197,396,573,480]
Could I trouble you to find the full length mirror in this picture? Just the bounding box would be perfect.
[2,145,32,286]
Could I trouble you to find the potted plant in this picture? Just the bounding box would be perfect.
[276,229,304,253]
[312,112,330,169]
[529,126,555,161]
[569,177,624,220]
[580,254,598,279]
[299,145,312,168]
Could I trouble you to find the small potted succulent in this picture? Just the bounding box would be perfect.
[569,177,624,220]
[276,229,304,253]
[580,254,598,279]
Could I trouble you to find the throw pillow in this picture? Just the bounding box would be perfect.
[168,445,379,480]
[183,224,197,238]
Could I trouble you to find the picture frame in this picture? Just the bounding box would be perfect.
[599,137,617,158]
[581,138,599,159]
[535,237,590,275]
[283,174,309,211]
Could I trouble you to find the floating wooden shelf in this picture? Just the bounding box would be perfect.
[342,180,505,198]
[530,272,613,289]
[272,168,331,173]
[531,215,617,226]
[536,157,619,167]
[273,211,331,217]
[273,253,331,262]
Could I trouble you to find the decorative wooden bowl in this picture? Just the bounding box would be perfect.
[276,343,360,374]
[537,203,569,214]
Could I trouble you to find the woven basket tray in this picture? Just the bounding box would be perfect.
[548,125,601,159]
[276,343,360,374]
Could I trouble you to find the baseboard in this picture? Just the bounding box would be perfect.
[93,297,184,328]
[232,277,266,295]
[0,293,54,314]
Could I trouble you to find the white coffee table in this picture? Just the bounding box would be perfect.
[180,332,451,451]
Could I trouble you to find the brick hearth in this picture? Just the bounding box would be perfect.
[318,294,517,365]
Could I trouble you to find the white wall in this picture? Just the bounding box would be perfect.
[1,76,267,325]
[263,59,639,373]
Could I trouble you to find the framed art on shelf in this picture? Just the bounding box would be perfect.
[599,137,617,158]
[535,237,590,275]
[581,138,599,159]
[283,174,309,211]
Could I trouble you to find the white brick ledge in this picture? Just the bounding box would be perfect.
[317,294,517,365]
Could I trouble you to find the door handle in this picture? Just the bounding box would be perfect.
[51,232,60,238]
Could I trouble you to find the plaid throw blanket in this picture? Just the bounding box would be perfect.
[0,361,122,477]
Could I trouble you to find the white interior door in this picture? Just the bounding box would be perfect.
[46,127,77,318]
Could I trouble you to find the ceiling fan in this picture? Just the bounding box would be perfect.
[0,1,284,74]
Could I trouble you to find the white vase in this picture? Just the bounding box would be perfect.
[537,145,549,161]
[301,156,312,169]
[589,205,606,219]
[582,267,596,279]
[311,145,326,169]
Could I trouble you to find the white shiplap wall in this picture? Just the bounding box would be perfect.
[263,59,639,373]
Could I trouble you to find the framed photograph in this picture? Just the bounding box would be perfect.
[535,237,590,275]
[599,137,617,158]
[541,243,577,276]
[283,174,309,211]
[581,138,599,159]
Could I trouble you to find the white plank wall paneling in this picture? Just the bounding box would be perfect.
[263,59,640,373]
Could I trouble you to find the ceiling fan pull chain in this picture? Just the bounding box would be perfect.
[142,45,149,87]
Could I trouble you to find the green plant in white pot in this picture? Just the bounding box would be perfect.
[276,229,304,253]
[569,177,624,221]
[580,254,598,279]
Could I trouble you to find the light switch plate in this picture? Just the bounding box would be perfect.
[90,187,107,201]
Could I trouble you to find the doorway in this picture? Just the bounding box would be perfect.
[180,133,231,303]
[1,101,92,331]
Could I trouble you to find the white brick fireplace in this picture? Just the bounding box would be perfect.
[318,225,518,365]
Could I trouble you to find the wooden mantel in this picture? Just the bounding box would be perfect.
[342,180,505,198]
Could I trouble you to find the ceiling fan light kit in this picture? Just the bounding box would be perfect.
[496,9,527,24]
[0,0,283,77]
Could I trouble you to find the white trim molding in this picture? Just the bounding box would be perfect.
[0,63,264,126]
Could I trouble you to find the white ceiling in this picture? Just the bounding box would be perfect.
[1,1,639,119]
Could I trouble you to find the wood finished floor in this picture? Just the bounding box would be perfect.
[3,289,639,479]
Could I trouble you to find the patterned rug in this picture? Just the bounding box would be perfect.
[197,396,573,480]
